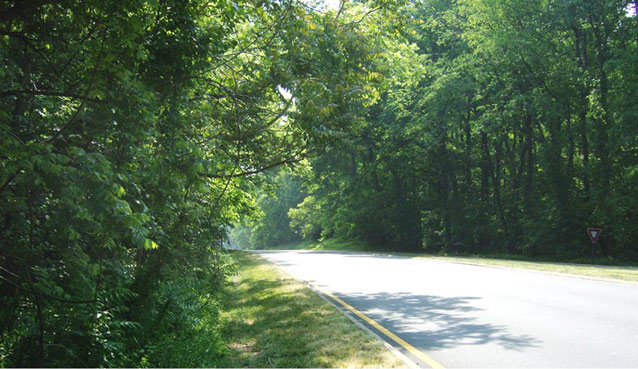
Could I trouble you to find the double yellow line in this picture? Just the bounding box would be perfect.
[310,283,444,369]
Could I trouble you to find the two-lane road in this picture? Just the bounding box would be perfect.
[256,250,638,368]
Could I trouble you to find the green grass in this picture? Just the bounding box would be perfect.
[218,252,403,368]
[262,238,638,283]
[419,255,638,283]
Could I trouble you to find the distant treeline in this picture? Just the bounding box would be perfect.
[239,0,638,262]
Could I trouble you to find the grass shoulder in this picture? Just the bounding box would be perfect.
[418,255,638,283]
[218,251,403,368]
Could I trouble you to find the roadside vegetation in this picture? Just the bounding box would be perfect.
[218,252,403,368]
[426,256,638,283]
[3,0,637,365]
[0,0,396,365]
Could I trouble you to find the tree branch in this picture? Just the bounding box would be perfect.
[334,0,346,22]
[45,27,107,144]
[0,89,105,103]
[340,6,382,27]
[204,156,306,179]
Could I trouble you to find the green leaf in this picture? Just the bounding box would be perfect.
[69,230,80,241]
[144,238,159,250]
[117,185,126,198]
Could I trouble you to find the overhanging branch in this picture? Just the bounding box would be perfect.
[204,156,306,179]
[0,89,105,103]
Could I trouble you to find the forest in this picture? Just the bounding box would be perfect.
[1,0,637,366]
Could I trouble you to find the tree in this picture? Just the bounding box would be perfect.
[272,0,638,262]
[0,0,392,365]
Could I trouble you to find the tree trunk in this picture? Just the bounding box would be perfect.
[479,130,491,252]
[492,137,508,250]
[464,101,472,192]
[590,16,612,256]
[574,25,591,205]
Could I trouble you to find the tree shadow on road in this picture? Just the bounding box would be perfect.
[344,291,540,352]
[255,251,540,353]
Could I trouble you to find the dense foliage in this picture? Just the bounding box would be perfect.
[243,0,638,262]
[0,0,384,365]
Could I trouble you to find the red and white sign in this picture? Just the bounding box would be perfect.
[587,228,601,244]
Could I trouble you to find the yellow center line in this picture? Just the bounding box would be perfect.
[310,282,445,369]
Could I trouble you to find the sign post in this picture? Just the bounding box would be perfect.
[587,228,601,258]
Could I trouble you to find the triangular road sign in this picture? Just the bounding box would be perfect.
[587,228,601,243]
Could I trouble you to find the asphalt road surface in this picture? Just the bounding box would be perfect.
[255,250,638,368]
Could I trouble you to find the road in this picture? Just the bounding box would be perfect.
[255,250,638,368]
